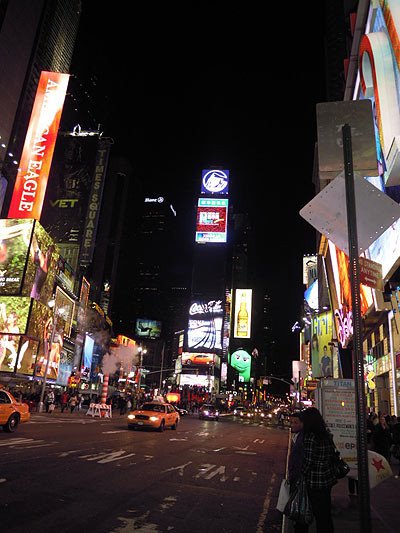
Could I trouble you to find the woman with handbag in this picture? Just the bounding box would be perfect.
[297,407,338,533]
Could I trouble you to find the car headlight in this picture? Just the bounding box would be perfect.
[215,411,219,416]
[261,413,265,417]
[203,410,209,415]
[268,413,273,418]
[149,416,159,421]
[128,414,135,420]
[234,409,237,415]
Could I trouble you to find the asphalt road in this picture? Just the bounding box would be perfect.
[0,412,288,533]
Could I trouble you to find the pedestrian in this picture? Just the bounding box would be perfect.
[295,407,337,533]
[68,394,77,413]
[288,412,304,497]
[45,389,55,413]
[372,413,392,462]
[60,390,69,413]
[391,416,400,478]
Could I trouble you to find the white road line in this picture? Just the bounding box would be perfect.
[256,472,276,532]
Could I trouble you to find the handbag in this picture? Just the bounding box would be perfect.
[332,449,350,479]
[284,476,313,525]
[276,478,290,512]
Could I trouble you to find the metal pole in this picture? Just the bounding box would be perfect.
[38,305,58,413]
[159,342,165,390]
[342,123,371,533]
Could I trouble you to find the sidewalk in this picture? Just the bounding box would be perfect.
[282,448,400,532]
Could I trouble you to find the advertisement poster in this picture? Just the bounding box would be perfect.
[0,296,31,373]
[8,71,70,220]
[311,311,334,378]
[135,318,162,339]
[22,221,59,306]
[201,169,229,195]
[318,379,357,467]
[233,289,252,339]
[0,219,33,295]
[195,198,228,243]
[16,337,39,376]
[187,298,223,354]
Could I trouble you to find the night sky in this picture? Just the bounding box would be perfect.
[70,2,327,377]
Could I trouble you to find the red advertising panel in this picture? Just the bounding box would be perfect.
[8,71,70,220]
[195,198,228,243]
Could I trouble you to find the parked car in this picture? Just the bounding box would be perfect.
[199,404,219,421]
[127,401,180,431]
[233,406,245,416]
[0,387,31,432]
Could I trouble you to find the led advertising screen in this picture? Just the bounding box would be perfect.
[229,349,252,382]
[311,311,335,379]
[135,318,162,339]
[81,334,94,379]
[182,352,215,366]
[233,289,252,339]
[328,240,373,347]
[8,71,70,220]
[0,296,31,372]
[187,298,223,354]
[0,219,33,295]
[201,169,229,195]
[57,346,74,386]
[29,287,74,381]
[22,221,59,305]
[178,373,215,388]
[16,337,39,376]
[195,198,228,243]
[304,279,318,312]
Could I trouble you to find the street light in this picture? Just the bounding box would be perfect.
[38,299,65,413]
[137,345,147,396]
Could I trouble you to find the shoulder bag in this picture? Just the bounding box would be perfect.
[332,449,350,479]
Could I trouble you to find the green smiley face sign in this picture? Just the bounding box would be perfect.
[230,349,251,382]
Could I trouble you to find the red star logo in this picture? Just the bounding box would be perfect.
[371,458,385,472]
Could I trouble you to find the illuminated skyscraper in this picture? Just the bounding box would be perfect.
[0,0,81,215]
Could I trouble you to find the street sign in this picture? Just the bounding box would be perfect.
[359,256,383,290]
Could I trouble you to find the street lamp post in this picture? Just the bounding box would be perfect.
[137,345,147,398]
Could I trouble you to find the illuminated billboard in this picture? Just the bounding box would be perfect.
[201,169,229,195]
[8,71,70,220]
[22,220,59,305]
[81,334,94,379]
[311,311,335,378]
[16,337,39,376]
[178,373,215,388]
[195,198,228,243]
[135,318,162,339]
[182,352,215,366]
[233,289,252,339]
[0,219,33,295]
[29,287,74,381]
[187,298,223,354]
[229,349,251,382]
[0,296,31,372]
[328,241,373,347]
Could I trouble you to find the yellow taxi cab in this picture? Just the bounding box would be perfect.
[0,386,30,432]
[127,401,180,431]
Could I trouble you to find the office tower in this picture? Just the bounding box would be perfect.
[0,0,81,215]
